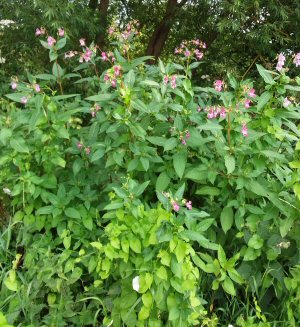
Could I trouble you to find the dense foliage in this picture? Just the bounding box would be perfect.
[0,25,300,326]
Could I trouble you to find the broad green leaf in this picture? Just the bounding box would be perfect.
[10,138,29,153]
[85,94,113,102]
[91,148,105,162]
[164,138,178,151]
[218,245,227,268]
[257,91,272,110]
[129,237,141,253]
[256,64,276,84]
[225,154,235,174]
[196,186,220,196]
[173,152,187,179]
[220,207,233,234]
[222,276,236,296]
[65,207,81,219]
[156,172,170,191]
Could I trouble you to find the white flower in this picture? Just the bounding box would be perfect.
[283,97,292,108]
[228,324,234,327]
[3,188,12,196]
[0,57,6,64]
[132,276,140,292]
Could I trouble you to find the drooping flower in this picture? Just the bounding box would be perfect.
[214,80,223,92]
[186,201,192,210]
[111,79,117,88]
[35,27,45,36]
[47,36,56,47]
[241,123,248,137]
[163,75,169,85]
[181,139,187,145]
[185,131,190,139]
[85,147,91,155]
[293,53,300,67]
[244,99,251,109]
[171,75,177,89]
[132,276,140,292]
[248,88,256,98]
[172,202,180,212]
[184,50,191,57]
[276,53,285,72]
[34,84,40,92]
[220,107,226,118]
[113,65,121,77]
[65,51,76,59]
[11,81,17,90]
[108,27,115,35]
[82,48,92,62]
[58,28,65,37]
[104,74,110,82]
[101,52,108,61]
[79,38,86,46]
[21,96,28,104]
[77,142,83,150]
[283,97,291,108]
[3,188,12,196]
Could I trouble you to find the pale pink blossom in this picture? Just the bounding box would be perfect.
[172,202,180,212]
[58,28,65,37]
[214,80,223,92]
[47,36,56,47]
[111,79,117,87]
[82,48,92,62]
[21,96,28,104]
[79,38,86,46]
[171,75,177,89]
[11,82,17,90]
[65,51,76,59]
[293,53,300,67]
[220,107,226,118]
[85,147,91,155]
[241,123,248,137]
[186,201,192,210]
[244,99,251,109]
[35,27,45,36]
[113,65,121,76]
[108,27,115,35]
[185,131,190,139]
[77,142,83,149]
[276,53,285,72]
[104,74,110,82]
[163,75,169,85]
[283,97,291,108]
[101,52,108,61]
[248,88,256,98]
[184,50,191,57]
[34,84,40,92]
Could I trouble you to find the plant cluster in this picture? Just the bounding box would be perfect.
[0,26,300,326]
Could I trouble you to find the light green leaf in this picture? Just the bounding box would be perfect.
[225,154,235,174]
[65,207,81,219]
[173,152,187,179]
[220,207,234,234]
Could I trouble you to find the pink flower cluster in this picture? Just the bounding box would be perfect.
[276,53,286,72]
[101,51,116,62]
[58,28,64,37]
[47,36,56,47]
[79,47,93,63]
[90,104,101,117]
[283,97,291,108]
[77,142,90,155]
[104,65,122,88]
[206,106,226,119]
[241,123,248,137]
[163,75,177,89]
[108,20,140,45]
[35,27,46,36]
[181,130,190,145]
[294,53,300,67]
[214,80,224,92]
[162,192,192,212]
[65,51,77,59]
[174,39,206,60]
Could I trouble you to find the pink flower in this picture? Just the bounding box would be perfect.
[244,99,251,109]
[241,123,248,137]
[181,139,186,145]
[197,106,202,112]
[186,201,192,210]
[108,27,114,35]
[174,48,180,54]
[82,48,92,62]
[207,109,214,119]
[58,28,64,37]
[248,88,256,98]
[35,27,45,36]
[214,80,223,92]
[77,142,83,149]
[101,52,108,61]
[113,65,121,76]
[47,36,56,47]
[163,75,169,85]
[11,82,17,90]
[65,51,76,59]
[79,38,86,46]
[172,202,180,212]
[111,79,117,87]
[220,107,226,118]
[185,131,190,139]
[21,96,28,104]
[85,147,91,155]
[293,53,300,67]
[104,74,109,82]
[283,97,291,108]
[276,53,285,72]
[171,75,177,89]
[184,50,191,57]
[34,84,40,92]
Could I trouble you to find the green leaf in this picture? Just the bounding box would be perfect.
[10,138,29,153]
[248,234,264,249]
[164,138,177,151]
[83,215,93,231]
[222,276,236,296]
[51,156,66,168]
[85,94,113,102]
[218,245,227,268]
[65,207,81,219]
[173,152,187,179]
[138,306,150,321]
[36,206,53,215]
[140,80,160,87]
[257,91,272,110]
[256,64,276,84]
[220,207,233,234]
[174,240,187,263]
[168,307,180,321]
[124,69,135,88]
[52,62,64,78]
[225,154,235,174]
[156,172,170,191]
[129,237,141,253]
[142,292,153,308]
[91,148,105,162]
[56,37,66,50]
[196,186,220,196]
[156,266,168,280]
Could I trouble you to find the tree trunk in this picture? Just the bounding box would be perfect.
[95,0,110,48]
[146,0,188,60]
